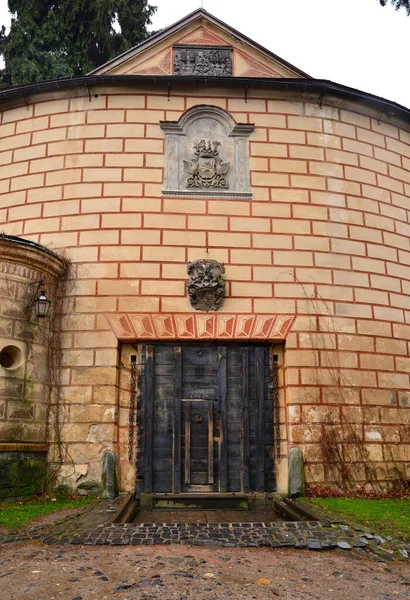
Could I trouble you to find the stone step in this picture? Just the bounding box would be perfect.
[151,493,249,511]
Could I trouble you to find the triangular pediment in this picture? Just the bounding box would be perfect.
[89,9,308,78]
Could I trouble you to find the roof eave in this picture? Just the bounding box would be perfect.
[0,75,408,124]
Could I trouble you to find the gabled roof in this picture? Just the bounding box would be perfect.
[89,8,309,78]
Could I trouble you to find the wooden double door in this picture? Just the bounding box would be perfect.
[135,343,276,495]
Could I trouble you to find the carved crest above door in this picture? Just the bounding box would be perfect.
[187,259,225,312]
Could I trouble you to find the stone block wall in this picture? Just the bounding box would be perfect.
[0,239,65,444]
[0,84,409,492]
[0,237,66,497]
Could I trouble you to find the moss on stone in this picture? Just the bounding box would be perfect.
[76,480,102,497]
[0,455,47,499]
[53,484,74,498]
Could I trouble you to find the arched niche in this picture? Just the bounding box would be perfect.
[0,235,65,445]
[160,105,254,198]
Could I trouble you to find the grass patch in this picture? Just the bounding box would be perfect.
[0,496,95,530]
[302,497,410,541]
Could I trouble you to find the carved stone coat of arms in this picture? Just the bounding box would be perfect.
[184,140,230,189]
[187,259,225,312]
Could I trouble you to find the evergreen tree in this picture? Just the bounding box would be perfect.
[379,0,410,15]
[0,0,156,86]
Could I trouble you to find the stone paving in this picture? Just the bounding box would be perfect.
[0,497,409,563]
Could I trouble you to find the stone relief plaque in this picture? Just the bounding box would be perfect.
[174,45,233,77]
[160,105,254,198]
[184,140,230,189]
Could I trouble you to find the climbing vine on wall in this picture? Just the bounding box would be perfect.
[19,245,73,487]
[298,284,410,497]
[43,256,72,484]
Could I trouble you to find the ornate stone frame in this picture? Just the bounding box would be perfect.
[160,105,254,198]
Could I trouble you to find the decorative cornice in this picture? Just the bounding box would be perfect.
[0,235,66,280]
[0,443,49,453]
[163,190,252,199]
[105,313,294,341]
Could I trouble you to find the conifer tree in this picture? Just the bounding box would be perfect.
[379,0,410,15]
[0,0,156,86]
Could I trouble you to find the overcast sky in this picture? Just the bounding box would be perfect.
[0,0,409,108]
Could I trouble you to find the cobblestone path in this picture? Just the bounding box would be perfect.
[0,498,408,563]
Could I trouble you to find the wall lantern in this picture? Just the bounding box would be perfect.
[33,280,51,318]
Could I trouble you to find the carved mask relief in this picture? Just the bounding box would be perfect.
[160,105,254,198]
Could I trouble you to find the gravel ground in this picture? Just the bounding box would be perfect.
[0,543,409,600]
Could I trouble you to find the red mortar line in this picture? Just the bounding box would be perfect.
[3,102,406,153]
[0,93,405,150]
[4,137,410,199]
[8,213,410,296]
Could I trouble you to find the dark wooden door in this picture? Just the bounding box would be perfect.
[182,400,215,491]
[136,343,276,495]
